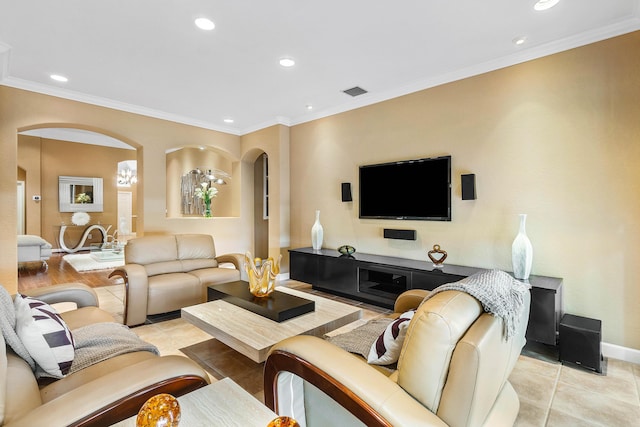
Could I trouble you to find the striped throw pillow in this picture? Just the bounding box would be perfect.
[367,309,415,365]
[14,294,75,378]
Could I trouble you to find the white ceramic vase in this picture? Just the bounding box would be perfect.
[311,210,324,251]
[512,214,533,280]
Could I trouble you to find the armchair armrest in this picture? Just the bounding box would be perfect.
[12,355,210,427]
[20,283,99,308]
[109,264,149,326]
[215,253,245,271]
[394,289,430,313]
[264,336,447,427]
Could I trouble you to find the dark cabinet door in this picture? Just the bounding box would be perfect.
[316,256,357,293]
[289,251,318,285]
[526,287,557,345]
[411,270,466,291]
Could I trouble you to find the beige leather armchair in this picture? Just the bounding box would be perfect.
[264,289,530,427]
[110,234,244,326]
[1,282,210,427]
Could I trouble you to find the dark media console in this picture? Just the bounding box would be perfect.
[289,247,563,346]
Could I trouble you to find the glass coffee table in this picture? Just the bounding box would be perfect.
[182,284,362,363]
[89,244,124,262]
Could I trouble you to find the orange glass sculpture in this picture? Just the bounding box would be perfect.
[135,393,181,427]
[267,416,300,427]
[245,252,282,297]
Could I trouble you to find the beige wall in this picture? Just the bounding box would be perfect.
[290,32,640,349]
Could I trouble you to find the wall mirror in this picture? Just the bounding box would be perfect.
[59,176,104,212]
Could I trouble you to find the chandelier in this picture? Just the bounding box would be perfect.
[117,168,137,187]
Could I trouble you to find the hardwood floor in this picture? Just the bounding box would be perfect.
[18,252,122,291]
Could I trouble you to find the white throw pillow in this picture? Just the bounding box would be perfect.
[367,309,415,365]
[14,294,75,378]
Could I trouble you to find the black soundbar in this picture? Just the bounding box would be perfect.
[383,228,416,240]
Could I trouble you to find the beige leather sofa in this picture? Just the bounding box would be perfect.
[110,234,244,326]
[264,288,530,427]
[1,283,210,427]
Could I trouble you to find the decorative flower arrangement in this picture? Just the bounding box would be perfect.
[71,211,91,226]
[75,192,92,204]
[194,182,218,218]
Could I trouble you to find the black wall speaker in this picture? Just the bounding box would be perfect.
[461,174,476,200]
[383,229,416,241]
[559,314,602,373]
[341,182,352,202]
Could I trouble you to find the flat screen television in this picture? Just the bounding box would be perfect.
[359,155,451,221]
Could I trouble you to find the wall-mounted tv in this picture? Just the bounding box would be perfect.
[359,155,451,221]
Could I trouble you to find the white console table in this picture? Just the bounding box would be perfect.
[58,224,112,253]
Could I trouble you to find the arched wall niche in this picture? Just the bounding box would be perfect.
[166,146,239,218]
[16,123,142,246]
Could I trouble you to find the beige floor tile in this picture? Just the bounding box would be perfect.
[545,408,602,427]
[550,381,640,426]
[513,399,548,427]
[509,361,558,409]
[558,362,639,405]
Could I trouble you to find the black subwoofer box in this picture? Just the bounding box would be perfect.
[559,314,602,373]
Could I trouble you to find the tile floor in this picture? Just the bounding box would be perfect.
[94,281,640,426]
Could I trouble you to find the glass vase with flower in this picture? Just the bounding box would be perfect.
[194,182,218,218]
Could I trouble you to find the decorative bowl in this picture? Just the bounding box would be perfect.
[337,245,356,255]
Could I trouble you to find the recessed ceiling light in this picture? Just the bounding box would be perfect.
[223,118,234,124]
[195,17,215,30]
[305,105,313,111]
[50,74,68,82]
[279,57,295,67]
[534,0,560,11]
[513,36,527,46]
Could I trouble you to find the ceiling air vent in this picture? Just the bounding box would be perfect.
[343,86,368,97]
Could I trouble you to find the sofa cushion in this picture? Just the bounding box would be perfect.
[144,260,184,277]
[125,235,178,265]
[3,350,43,424]
[14,294,75,379]
[60,307,115,331]
[147,273,202,315]
[176,234,216,260]
[368,309,415,365]
[189,267,240,286]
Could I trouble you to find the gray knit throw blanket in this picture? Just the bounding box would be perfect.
[69,322,159,375]
[423,269,531,340]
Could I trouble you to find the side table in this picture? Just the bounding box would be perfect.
[111,378,278,426]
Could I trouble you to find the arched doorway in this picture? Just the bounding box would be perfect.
[16,125,141,250]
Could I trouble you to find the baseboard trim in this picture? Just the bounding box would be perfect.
[602,342,640,364]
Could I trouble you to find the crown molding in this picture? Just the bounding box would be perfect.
[0,76,243,136]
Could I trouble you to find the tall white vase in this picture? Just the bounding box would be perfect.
[311,210,324,251]
[512,214,533,280]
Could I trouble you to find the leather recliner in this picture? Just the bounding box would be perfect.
[1,282,210,427]
[264,288,530,427]
[110,234,244,326]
